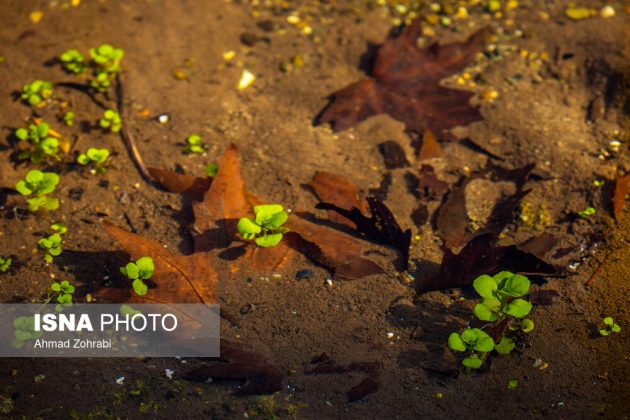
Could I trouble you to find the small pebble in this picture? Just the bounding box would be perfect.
[157,114,170,124]
[116,376,125,385]
[237,70,255,90]
[325,278,333,286]
[164,369,174,379]
[600,5,615,18]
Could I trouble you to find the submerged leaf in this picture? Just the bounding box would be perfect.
[316,21,487,138]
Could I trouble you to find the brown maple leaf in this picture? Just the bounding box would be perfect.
[316,20,488,138]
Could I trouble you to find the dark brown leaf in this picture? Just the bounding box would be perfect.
[184,339,283,395]
[417,165,448,201]
[613,173,630,220]
[418,130,442,161]
[416,233,562,293]
[308,171,367,228]
[347,377,380,402]
[378,140,409,169]
[147,167,212,196]
[316,21,487,138]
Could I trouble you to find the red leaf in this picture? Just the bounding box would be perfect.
[316,21,487,137]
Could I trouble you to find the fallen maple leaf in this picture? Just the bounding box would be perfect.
[316,20,487,138]
[308,171,368,228]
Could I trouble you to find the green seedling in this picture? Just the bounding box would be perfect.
[59,49,86,74]
[508,379,519,390]
[77,148,110,174]
[90,44,124,74]
[99,109,122,133]
[237,204,290,248]
[448,328,495,369]
[90,71,111,92]
[599,317,621,336]
[578,207,596,218]
[12,316,42,349]
[120,256,154,296]
[39,222,68,262]
[21,80,53,106]
[182,134,205,154]
[45,280,75,311]
[15,170,60,212]
[62,111,75,126]
[15,121,60,163]
[0,257,12,273]
[205,163,218,177]
[472,271,534,333]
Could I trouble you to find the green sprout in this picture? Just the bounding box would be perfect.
[508,379,519,390]
[237,204,290,248]
[77,148,110,174]
[472,271,534,332]
[599,317,621,336]
[12,316,42,349]
[45,280,75,311]
[62,111,75,126]
[120,256,154,296]
[578,207,596,218]
[90,71,111,92]
[182,134,205,155]
[38,223,67,263]
[21,80,53,106]
[0,257,12,273]
[448,328,495,369]
[90,44,124,74]
[15,170,60,212]
[59,49,86,74]
[205,163,218,177]
[99,109,122,133]
[15,121,60,163]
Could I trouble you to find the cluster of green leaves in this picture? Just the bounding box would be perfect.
[0,257,11,273]
[62,111,75,126]
[99,109,121,133]
[578,207,596,218]
[205,163,218,177]
[89,44,124,92]
[38,223,67,263]
[237,204,290,247]
[21,80,53,106]
[59,49,86,74]
[15,121,60,163]
[448,271,535,370]
[183,134,205,154]
[120,256,154,296]
[77,148,110,174]
[448,328,494,369]
[47,280,75,311]
[15,170,60,212]
[599,317,621,336]
[12,316,42,349]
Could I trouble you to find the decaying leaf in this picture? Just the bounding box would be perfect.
[613,173,630,220]
[418,130,442,161]
[415,233,562,293]
[184,339,283,396]
[378,140,409,169]
[317,196,411,270]
[147,167,212,196]
[308,171,368,228]
[417,165,448,201]
[316,20,487,138]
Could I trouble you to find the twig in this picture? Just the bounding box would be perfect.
[584,256,608,287]
[55,81,109,110]
[114,74,155,184]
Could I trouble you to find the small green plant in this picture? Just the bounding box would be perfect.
[12,316,42,348]
[599,317,621,336]
[0,257,12,273]
[62,111,75,126]
[448,328,495,369]
[507,379,519,390]
[38,223,67,263]
[77,148,110,174]
[90,71,112,92]
[45,280,75,311]
[120,256,154,296]
[205,163,218,177]
[448,271,536,370]
[99,109,121,133]
[15,170,60,212]
[182,134,205,154]
[21,80,53,106]
[59,49,86,74]
[237,204,290,248]
[90,44,124,74]
[15,121,60,162]
[578,207,596,218]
